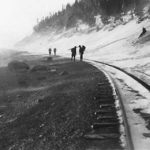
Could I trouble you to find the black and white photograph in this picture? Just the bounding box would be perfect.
[0,0,150,149]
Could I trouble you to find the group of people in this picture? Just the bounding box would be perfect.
[70,45,86,61]
[48,45,86,61]
[49,48,57,56]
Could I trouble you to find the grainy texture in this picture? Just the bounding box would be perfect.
[0,56,123,150]
[0,56,103,150]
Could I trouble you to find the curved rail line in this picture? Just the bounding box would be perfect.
[109,74,134,150]
[85,58,150,150]
[87,60,135,150]
[85,58,150,91]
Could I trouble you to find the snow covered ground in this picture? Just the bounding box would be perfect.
[15,18,150,84]
[15,19,150,74]
[9,18,150,149]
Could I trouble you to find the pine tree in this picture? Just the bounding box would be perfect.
[33,0,149,33]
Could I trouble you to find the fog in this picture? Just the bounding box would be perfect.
[0,0,75,49]
[0,0,75,67]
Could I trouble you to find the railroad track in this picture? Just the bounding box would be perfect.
[84,58,150,150]
[85,59,150,91]
[81,58,150,150]
[81,65,131,150]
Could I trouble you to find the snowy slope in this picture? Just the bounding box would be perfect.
[15,19,150,65]
[15,18,150,83]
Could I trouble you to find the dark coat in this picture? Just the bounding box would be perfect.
[71,47,77,55]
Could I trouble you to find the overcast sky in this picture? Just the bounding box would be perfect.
[0,0,75,48]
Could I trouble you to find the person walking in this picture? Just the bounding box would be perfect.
[54,48,57,56]
[48,48,52,56]
[79,45,86,61]
[71,46,77,61]
[139,27,147,38]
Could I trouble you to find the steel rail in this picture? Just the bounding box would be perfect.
[86,60,137,150]
[109,73,134,150]
[85,58,150,91]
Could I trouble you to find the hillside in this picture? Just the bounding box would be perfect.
[33,0,148,32]
[14,0,150,86]
[15,17,150,82]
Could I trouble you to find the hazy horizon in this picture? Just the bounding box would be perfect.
[0,0,75,49]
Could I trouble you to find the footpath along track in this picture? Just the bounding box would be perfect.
[81,60,134,150]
